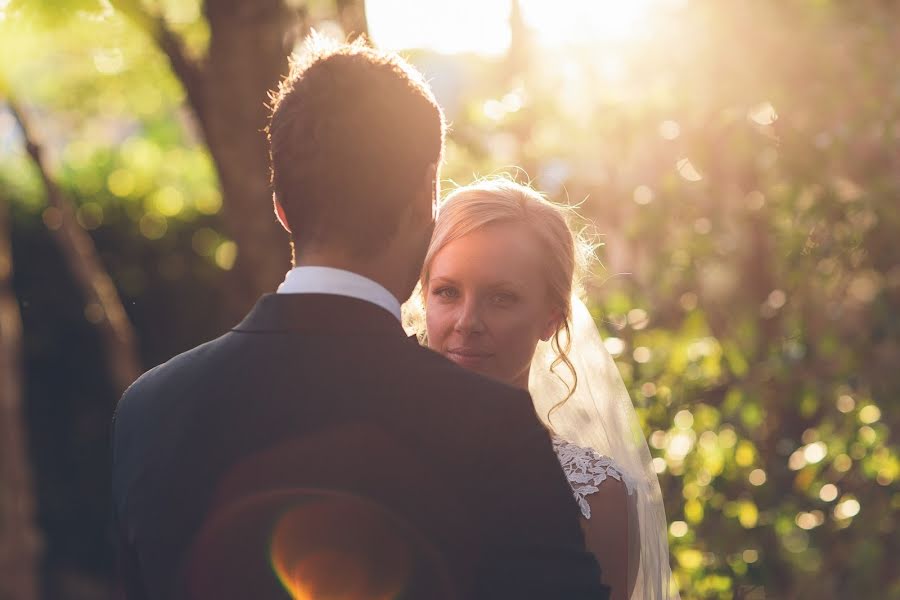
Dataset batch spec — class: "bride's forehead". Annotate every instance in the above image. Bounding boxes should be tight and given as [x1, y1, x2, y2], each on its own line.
[439, 223, 541, 259]
[431, 227, 544, 278]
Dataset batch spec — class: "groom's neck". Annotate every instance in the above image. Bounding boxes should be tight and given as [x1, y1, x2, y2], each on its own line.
[293, 248, 413, 304]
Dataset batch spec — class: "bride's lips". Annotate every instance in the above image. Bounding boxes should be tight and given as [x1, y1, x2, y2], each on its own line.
[446, 347, 494, 368]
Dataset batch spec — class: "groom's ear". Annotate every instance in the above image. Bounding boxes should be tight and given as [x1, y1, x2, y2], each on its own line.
[273, 194, 291, 233]
[419, 162, 439, 222]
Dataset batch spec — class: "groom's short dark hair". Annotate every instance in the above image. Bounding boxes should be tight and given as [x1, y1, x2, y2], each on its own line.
[267, 36, 446, 256]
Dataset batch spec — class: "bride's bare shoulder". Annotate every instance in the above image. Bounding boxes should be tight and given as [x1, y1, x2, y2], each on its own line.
[553, 437, 633, 599]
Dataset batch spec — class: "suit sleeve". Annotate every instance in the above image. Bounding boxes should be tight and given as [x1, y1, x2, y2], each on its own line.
[472, 386, 611, 599]
[111, 397, 149, 600]
[112, 514, 149, 600]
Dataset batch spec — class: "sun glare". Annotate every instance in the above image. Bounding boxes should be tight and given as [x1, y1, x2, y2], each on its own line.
[367, 0, 659, 55]
[367, 0, 512, 56]
[520, 0, 656, 46]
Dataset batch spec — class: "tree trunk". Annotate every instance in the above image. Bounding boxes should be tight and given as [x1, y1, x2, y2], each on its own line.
[199, 0, 297, 319]
[336, 0, 369, 40]
[8, 100, 143, 397]
[0, 198, 41, 600]
[112, 0, 302, 319]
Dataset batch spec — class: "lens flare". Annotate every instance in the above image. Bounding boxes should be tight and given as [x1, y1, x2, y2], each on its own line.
[269, 498, 411, 600]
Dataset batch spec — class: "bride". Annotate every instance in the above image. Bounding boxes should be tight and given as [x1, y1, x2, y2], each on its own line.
[405, 177, 677, 599]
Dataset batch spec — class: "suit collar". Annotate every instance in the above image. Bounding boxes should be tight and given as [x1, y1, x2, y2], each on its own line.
[276, 266, 402, 323]
[233, 293, 407, 339]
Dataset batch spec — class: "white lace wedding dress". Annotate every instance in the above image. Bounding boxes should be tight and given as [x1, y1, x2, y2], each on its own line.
[552, 436, 634, 519]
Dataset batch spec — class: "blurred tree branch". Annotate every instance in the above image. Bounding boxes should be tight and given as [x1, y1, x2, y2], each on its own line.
[108, 0, 208, 128]
[0, 195, 41, 600]
[7, 98, 142, 396]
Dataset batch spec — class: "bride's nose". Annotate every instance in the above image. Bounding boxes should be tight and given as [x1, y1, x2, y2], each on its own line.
[454, 298, 485, 335]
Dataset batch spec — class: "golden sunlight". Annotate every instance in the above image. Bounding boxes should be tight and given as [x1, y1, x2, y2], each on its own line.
[519, 0, 657, 46]
[367, 0, 512, 56]
[367, 0, 663, 55]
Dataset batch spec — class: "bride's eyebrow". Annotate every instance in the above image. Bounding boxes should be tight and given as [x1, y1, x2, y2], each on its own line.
[429, 276, 458, 286]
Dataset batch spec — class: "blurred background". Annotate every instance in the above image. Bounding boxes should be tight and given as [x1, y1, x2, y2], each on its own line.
[0, 0, 897, 598]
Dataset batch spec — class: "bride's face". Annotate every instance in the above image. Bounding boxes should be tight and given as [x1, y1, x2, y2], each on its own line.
[425, 222, 560, 388]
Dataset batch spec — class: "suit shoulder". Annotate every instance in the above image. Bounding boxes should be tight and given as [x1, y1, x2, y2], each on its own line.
[401, 343, 535, 417]
[115, 334, 227, 415]
[405, 343, 514, 391]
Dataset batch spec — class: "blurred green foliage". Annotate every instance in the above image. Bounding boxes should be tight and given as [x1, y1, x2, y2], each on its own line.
[1, 0, 897, 598]
[426, 3, 900, 593]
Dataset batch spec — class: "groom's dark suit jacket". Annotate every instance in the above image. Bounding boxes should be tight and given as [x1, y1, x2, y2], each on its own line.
[112, 293, 609, 599]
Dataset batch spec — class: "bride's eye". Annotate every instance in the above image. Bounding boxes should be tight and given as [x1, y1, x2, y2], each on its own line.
[432, 286, 459, 300]
[491, 292, 517, 306]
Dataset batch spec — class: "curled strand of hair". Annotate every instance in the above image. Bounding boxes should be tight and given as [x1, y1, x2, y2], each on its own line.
[546, 320, 578, 430]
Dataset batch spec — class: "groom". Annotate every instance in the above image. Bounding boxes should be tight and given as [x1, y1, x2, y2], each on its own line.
[112, 39, 609, 599]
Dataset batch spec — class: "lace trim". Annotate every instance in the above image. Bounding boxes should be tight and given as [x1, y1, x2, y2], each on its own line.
[552, 436, 634, 519]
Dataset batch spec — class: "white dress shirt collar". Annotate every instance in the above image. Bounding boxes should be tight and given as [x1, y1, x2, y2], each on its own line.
[276, 266, 402, 322]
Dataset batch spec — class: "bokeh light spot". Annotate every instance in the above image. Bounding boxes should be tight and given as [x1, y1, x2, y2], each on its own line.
[858, 404, 881, 424]
[718, 427, 737, 449]
[192, 228, 220, 257]
[633, 185, 654, 205]
[641, 382, 657, 397]
[93, 47, 124, 74]
[215, 241, 238, 270]
[84, 302, 105, 324]
[152, 186, 185, 217]
[676, 157, 703, 181]
[676, 548, 703, 570]
[836, 394, 855, 413]
[735, 441, 755, 467]
[195, 187, 223, 215]
[679, 292, 698, 311]
[858, 426, 877, 445]
[633, 346, 652, 363]
[698, 430, 718, 451]
[659, 120, 681, 140]
[748, 101, 778, 125]
[107, 169, 135, 197]
[76, 203, 104, 230]
[139, 214, 167, 240]
[803, 442, 827, 464]
[819, 484, 838, 502]
[834, 497, 860, 520]
[627, 308, 649, 329]
[748, 469, 766, 486]
[674, 410, 694, 430]
[670, 520, 688, 538]
[603, 337, 625, 356]
[832, 454, 852, 473]
[668, 431, 694, 459]
[738, 501, 758, 528]
[745, 190, 766, 210]
[42, 207, 63, 231]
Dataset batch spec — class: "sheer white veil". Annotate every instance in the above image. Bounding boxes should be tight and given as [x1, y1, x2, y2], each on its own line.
[529, 295, 678, 599]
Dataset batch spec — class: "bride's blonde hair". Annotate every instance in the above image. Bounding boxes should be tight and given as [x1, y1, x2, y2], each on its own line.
[410, 176, 594, 411]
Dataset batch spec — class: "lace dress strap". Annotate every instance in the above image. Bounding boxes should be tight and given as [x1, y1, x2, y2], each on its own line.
[552, 436, 635, 519]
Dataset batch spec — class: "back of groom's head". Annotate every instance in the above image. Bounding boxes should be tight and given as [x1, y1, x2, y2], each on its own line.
[267, 36, 446, 258]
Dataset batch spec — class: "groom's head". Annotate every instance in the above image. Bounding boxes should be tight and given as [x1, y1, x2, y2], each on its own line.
[267, 36, 445, 294]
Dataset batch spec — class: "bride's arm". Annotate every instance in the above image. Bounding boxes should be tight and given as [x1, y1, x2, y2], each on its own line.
[582, 478, 631, 600]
